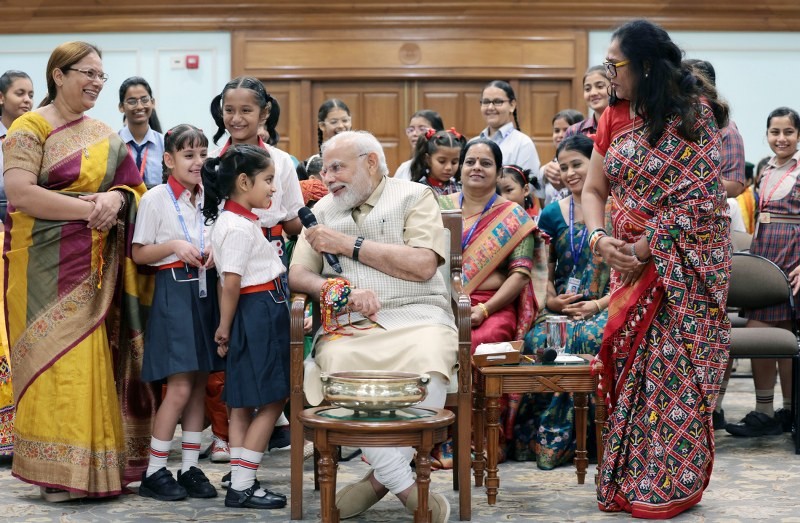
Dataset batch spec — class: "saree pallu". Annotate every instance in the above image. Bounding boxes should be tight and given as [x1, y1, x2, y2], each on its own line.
[595, 102, 731, 519]
[3, 113, 155, 496]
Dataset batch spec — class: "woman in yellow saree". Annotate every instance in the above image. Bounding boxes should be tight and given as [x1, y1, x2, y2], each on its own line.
[3, 41, 155, 500]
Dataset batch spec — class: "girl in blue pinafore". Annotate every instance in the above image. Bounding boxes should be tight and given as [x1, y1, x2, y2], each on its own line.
[202, 144, 289, 510]
[133, 124, 222, 501]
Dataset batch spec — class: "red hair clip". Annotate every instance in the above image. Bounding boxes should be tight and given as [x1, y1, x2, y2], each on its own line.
[424, 128, 437, 140]
[447, 127, 463, 140]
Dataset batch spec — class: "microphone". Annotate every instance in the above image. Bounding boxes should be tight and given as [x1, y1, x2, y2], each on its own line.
[298, 206, 343, 274]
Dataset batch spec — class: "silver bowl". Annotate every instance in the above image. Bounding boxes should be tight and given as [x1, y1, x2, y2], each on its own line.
[320, 371, 429, 413]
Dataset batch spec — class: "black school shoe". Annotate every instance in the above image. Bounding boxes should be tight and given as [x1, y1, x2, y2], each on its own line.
[224, 484, 286, 509]
[774, 408, 794, 432]
[177, 466, 218, 498]
[139, 468, 188, 501]
[725, 411, 783, 437]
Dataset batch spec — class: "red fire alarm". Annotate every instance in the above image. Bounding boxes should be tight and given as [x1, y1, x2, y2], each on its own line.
[186, 55, 199, 69]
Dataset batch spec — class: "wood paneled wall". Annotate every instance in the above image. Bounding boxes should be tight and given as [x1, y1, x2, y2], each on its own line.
[4, 0, 796, 165]
[234, 28, 586, 164]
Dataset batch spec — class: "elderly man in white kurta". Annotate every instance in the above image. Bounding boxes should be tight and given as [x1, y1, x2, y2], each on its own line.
[289, 131, 456, 523]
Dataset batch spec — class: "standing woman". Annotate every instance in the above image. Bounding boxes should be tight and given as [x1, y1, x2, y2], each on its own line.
[317, 99, 352, 152]
[3, 41, 155, 500]
[0, 69, 33, 458]
[118, 76, 164, 189]
[582, 20, 730, 518]
[476, 80, 541, 197]
[395, 110, 444, 180]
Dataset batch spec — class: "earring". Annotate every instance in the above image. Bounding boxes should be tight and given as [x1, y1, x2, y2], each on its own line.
[645, 73, 649, 78]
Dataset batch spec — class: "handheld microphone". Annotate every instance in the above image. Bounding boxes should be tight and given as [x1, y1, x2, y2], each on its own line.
[298, 206, 343, 274]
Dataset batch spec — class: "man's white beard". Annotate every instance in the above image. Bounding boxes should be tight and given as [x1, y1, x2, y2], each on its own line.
[330, 168, 374, 211]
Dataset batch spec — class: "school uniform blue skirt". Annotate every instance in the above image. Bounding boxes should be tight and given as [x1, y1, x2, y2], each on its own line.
[223, 285, 290, 409]
[142, 266, 224, 382]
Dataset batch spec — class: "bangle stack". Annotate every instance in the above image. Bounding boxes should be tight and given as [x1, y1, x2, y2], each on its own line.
[593, 300, 602, 313]
[477, 302, 490, 319]
[631, 241, 652, 264]
[588, 228, 608, 256]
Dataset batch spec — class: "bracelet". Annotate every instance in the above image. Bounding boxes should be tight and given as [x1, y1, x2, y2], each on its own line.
[593, 300, 602, 313]
[353, 236, 365, 262]
[114, 190, 126, 214]
[632, 242, 651, 264]
[630, 243, 637, 257]
[588, 228, 608, 255]
[477, 302, 490, 319]
[591, 234, 608, 256]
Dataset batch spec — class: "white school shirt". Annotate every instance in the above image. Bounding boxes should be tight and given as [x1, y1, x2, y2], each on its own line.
[477, 122, 542, 196]
[132, 176, 208, 266]
[394, 159, 412, 180]
[211, 200, 286, 288]
[210, 138, 304, 228]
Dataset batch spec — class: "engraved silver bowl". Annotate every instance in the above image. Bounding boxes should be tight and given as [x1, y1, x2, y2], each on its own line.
[320, 370, 429, 413]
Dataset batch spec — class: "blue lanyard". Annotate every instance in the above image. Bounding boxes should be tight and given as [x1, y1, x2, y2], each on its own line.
[461, 193, 498, 251]
[568, 197, 587, 275]
[167, 185, 204, 259]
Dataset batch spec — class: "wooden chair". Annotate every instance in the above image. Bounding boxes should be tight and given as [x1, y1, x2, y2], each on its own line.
[727, 252, 800, 453]
[289, 208, 473, 520]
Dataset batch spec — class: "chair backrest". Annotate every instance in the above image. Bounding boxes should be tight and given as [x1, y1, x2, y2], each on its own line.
[440, 209, 463, 282]
[728, 252, 793, 310]
[731, 230, 752, 252]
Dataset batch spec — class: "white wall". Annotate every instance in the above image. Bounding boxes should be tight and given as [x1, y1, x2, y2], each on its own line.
[589, 30, 800, 166]
[0, 32, 230, 146]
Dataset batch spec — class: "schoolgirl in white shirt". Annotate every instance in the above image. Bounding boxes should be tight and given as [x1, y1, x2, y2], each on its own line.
[202, 144, 289, 510]
[132, 124, 222, 501]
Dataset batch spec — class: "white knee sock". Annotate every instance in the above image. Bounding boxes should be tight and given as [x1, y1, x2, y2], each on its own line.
[146, 437, 172, 477]
[229, 446, 243, 484]
[181, 431, 202, 473]
[232, 448, 263, 491]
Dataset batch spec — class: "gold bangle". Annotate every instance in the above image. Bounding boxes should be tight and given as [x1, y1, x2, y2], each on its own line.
[593, 300, 602, 313]
[477, 302, 490, 319]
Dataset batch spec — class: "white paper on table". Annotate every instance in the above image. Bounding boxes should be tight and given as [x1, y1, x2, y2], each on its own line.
[474, 342, 516, 355]
[554, 354, 585, 363]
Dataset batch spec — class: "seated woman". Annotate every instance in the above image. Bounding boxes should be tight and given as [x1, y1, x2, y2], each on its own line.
[439, 138, 538, 351]
[511, 135, 611, 469]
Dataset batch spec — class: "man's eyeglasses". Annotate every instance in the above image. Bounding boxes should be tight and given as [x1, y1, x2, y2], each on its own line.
[479, 99, 510, 108]
[405, 125, 430, 136]
[66, 68, 109, 83]
[321, 153, 367, 177]
[603, 59, 630, 79]
[124, 96, 152, 108]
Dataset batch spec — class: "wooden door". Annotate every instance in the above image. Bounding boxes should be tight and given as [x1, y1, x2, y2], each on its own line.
[311, 82, 407, 170]
[413, 80, 487, 156]
[517, 80, 575, 164]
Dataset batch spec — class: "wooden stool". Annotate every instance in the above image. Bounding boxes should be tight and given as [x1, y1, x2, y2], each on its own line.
[299, 406, 455, 523]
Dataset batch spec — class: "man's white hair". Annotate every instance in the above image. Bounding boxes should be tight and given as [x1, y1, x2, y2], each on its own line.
[321, 130, 389, 177]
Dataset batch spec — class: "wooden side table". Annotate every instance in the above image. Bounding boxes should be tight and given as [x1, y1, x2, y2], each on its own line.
[298, 406, 455, 523]
[472, 354, 606, 505]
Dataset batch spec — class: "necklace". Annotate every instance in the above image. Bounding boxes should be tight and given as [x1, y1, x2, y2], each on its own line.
[53, 103, 89, 159]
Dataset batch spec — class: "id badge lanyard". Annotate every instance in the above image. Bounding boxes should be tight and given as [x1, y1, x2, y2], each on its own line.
[168, 188, 207, 298]
[567, 197, 587, 294]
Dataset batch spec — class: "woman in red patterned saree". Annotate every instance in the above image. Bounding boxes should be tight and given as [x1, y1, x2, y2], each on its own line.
[3, 42, 155, 501]
[583, 20, 731, 519]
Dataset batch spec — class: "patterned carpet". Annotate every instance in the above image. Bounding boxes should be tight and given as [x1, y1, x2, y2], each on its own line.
[0, 364, 797, 522]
